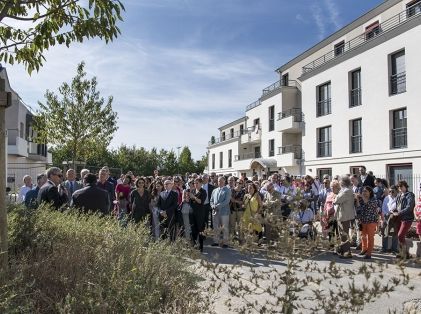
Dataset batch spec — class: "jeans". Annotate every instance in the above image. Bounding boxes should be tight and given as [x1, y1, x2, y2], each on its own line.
[397, 220, 412, 244]
[213, 213, 230, 244]
[382, 235, 398, 252]
[182, 211, 192, 240]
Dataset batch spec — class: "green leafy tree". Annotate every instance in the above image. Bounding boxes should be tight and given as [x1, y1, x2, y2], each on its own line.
[33, 61, 118, 169]
[179, 146, 195, 174]
[0, 0, 124, 73]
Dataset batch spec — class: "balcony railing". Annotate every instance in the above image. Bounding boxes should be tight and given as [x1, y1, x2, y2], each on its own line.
[209, 130, 241, 146]
[277, 108, 304, 122]
[234, 152, 261, 161]
[350, 88, 362, 107]
[316, 99, 331, 117]
[350, 136, 362, 153]
[261, 80, 301, 97]
[277, 145, 302, 159]
[245, 99, 261, 111]
[302, 3, 421, 74]
[317, 142, 332, 157]
[390, 72, 406, 95]
[391, 127, 407, 148]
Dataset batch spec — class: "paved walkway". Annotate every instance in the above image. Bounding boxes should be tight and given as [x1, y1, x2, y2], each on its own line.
[196, 235, 421, 314]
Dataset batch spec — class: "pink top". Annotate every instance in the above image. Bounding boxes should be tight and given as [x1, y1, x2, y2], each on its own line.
[116, 184, 131, 202]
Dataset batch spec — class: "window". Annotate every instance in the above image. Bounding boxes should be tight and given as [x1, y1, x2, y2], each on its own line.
[228, 149, 232, 168]
[407, 0, 421, 17]
[211, 154, 215, 169]
[254, 118, 260, 128]
[254, 146, 261, 158]
[388, 164, 413, 190]
[349, 166, 363, 175]
[334, 41, 345, 56]
[350, 118, 362, 153]
[391, 108, 407, 149]
[317, 126, 331, 157]
[365, 21, 380, 40]
[268, 139, 275, 157]
[268, 106, 275, 131]
[282, 73, 289, 86]
[240, 124, 244, 134]
[317, 168, 332, 179]
[317, 82, 331, 117]
[19, 122, 24, 138]
[219, 152, 223, 168]
[221, 131, 226, 141]
[390, 50, 406, 95]
[349, 69, 362, 107]
[230, 128, 234, 139]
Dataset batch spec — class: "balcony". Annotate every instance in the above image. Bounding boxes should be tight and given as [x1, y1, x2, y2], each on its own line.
[208, 130, 241, 147]
[240, 126, 261, 144]
[234, 152, 261, 170]
[276, 108, 304, 133]
[261, 80, 301, 97]
[7, 129, 28, 157]
[276, 145, 302, 167]
[302, 3, 421, 74]
[246, 99, 261, 111]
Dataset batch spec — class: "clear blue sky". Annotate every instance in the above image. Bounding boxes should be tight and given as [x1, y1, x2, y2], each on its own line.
[6, 0, 382, 160]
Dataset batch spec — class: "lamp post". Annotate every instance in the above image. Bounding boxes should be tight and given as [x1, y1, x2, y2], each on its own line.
[0, 75, 12, 274]
[176, 146, 181, 175]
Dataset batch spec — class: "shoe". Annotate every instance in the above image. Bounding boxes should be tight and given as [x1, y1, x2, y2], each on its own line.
[363, 255, 372, 259]
[222, 244, 228, 248]
[211, 242, 219, 247]
[358, 251, 367, 256]
[344, 252, 353, 258]
[379, 249, 387, 253]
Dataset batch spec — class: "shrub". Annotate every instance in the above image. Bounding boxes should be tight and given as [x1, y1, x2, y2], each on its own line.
[1, 204, 208, 313]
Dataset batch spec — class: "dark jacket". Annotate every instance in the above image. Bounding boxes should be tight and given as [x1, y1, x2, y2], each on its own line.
[157, 190, 178, 219]
[396, 191, 415, 222]
[37, 180, 68, 210]
[25, 186, 40, 209]
[360, 174, 375, 188]
[97, 180, 115, 210]
[71, 184, 110, 215]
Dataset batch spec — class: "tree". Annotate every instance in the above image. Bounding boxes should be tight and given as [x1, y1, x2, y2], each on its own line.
[33, 61, 118, 169]
[0, 0, 124, 74]
[179, 146, 195, 174]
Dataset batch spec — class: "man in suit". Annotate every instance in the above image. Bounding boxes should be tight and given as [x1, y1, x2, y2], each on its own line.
[359, 166, 375, 188]
[157, 179, 179, 241]
[37, 167, 68, 210]
[71, 173, 110, 215]
[202, 174, 215, 229]
[64, 169, 82, 202]
[210, 176, 231, 247]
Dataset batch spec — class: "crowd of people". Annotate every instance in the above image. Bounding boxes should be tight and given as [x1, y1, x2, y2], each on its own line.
[13, 165, 421, 258]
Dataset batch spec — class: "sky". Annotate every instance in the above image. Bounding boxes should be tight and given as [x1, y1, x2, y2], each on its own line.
[4, 0, 383, 160]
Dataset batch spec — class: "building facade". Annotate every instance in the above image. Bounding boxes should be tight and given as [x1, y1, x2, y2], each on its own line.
[207, 0, 421, 191]
[1, 67, 52, 192]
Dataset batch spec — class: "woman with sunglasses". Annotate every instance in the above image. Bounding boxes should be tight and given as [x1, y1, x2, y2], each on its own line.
[356, 186, 380, 259]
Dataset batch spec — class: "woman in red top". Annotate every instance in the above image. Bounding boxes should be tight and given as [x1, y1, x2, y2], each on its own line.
[115, 175, 133, 224]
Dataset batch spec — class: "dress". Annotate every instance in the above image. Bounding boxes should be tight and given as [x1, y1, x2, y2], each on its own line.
[130, 189, 151, 223]
[242, 193, 262, 233]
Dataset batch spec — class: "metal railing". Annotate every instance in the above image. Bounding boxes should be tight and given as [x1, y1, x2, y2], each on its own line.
[391, 127, 407, 148]
[277, 108, 304, 122]
[234, 152, 261, 161]
[350, 136, 362, 153]
[208, 130, 241, 146]
[246, 99, 261, 111]
[317, 142, 332, 157]
[350, 88, 362, 107]
[390, 72, 406, 95]
[277, 145, 302, 159]
[302, 3, 421, 74]
[316, 99, 331, 117]
[262, 80, 301, 97]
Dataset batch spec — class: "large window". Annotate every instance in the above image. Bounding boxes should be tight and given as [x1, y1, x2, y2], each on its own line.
[211, 154, 215, 169]
[391, 108, 407, 149]
[317, 126, 332, 157]
[350, 118, 362, 153]
[390, 50, 406, 95]
[407, 0, 421, 17]
[268, 139, 275, 157]
[219, 152, 223, 168]
[221, 131, 226, 141]
[317, 82, 331, 117]
[317, 168, 332, 179]
[349, 69, 362, 107]
[230, 128, 234, 139]
[228, 149, 232, 168]
[268, 106, 275, 131]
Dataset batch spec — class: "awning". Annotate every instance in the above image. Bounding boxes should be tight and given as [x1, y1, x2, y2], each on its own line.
[250, 158, 277, 169]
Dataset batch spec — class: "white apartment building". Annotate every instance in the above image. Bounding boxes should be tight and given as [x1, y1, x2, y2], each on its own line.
[1, 66, 52, 191]
[207, 0, 421, 191]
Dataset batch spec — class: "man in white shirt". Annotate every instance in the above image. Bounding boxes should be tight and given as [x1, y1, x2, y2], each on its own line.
[380, 185, 399, 253]
[17, 175, 33, 203]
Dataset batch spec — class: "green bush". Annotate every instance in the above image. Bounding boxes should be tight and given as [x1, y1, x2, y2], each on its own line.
[1, 204, 207, 313]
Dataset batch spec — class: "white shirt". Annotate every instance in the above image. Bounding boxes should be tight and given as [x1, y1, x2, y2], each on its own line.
[17, 185, 32, 203]
[291, 208, 314, 224]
